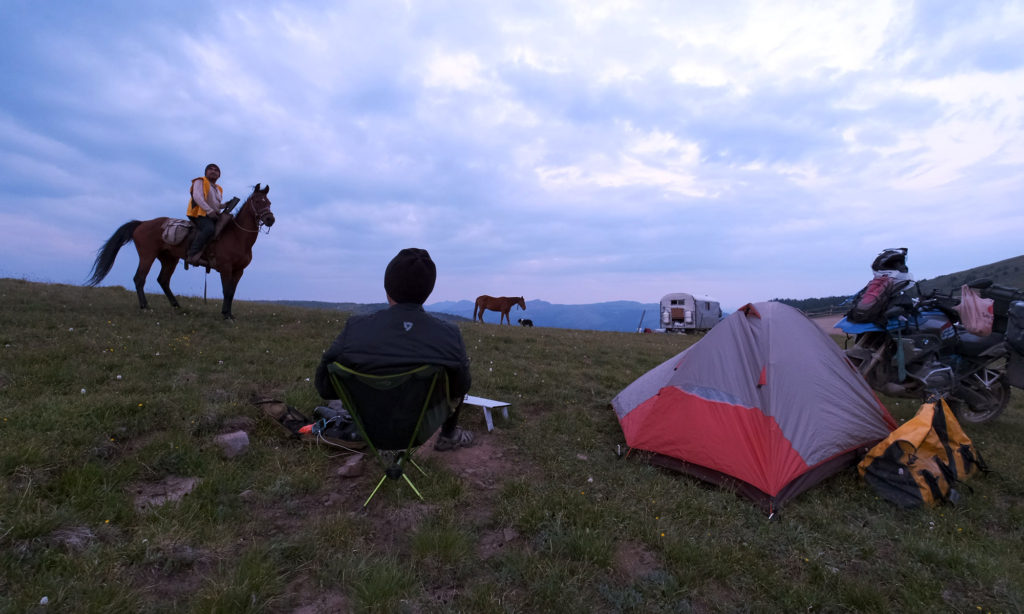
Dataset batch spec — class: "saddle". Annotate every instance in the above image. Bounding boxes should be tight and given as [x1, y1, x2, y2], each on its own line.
[160, 214, 235, 247]
[161, 197, 240, 268]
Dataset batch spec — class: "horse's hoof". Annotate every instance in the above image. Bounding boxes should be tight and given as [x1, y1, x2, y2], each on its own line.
[223, 314, 236, 321]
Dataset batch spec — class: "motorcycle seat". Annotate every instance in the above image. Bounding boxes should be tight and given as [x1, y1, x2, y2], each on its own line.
[957, 331, 1004, 356]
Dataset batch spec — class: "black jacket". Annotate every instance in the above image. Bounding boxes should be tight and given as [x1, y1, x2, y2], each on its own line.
[315, 303, 471, 400]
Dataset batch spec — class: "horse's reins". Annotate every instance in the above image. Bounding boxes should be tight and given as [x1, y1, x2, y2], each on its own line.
[199, 197, 270, 304]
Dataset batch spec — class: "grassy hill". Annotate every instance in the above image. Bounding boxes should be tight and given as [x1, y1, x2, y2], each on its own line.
[256, 299, 473, 325]
[915, 253, 1024, 296]
[2, 278, 1023, 612]
[778, 253, 1024, 314]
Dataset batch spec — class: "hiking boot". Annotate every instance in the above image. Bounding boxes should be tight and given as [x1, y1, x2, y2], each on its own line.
[256, 399, 311, 438]
[434, 427, 475, 451]
[313, 405, 351, 423]
[317, 419, 362, 443]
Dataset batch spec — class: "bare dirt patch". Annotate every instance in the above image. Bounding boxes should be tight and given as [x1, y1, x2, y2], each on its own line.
[324, 427, 529, 556]
[613, 541, 663, 582]
[287, 583, 350, 614]
[49, 526, 97, 551]
[418, 429, 512, 489]
[132, 476, 201, 512]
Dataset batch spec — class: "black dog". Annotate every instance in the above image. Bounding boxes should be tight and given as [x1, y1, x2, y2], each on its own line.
[518, 318, 534, 327]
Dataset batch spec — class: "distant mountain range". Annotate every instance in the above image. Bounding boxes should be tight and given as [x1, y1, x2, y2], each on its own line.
[267, 254, 1024, 332]
[265, 298, 659, 332]
[427, 299, 659, 332]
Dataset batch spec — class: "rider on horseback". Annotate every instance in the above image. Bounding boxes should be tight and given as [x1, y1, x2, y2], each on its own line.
[186, 163, 223, 266]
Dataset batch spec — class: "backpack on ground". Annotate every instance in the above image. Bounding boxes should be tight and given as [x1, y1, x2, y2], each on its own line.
[858, 398, 987, 508]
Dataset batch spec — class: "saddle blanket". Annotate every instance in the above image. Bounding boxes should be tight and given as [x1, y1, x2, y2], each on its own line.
[161, 218, 193, 246]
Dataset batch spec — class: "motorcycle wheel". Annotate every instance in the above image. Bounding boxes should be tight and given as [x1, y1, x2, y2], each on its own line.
[951, 376, 1010, 423]
[848, 332, 893, 390]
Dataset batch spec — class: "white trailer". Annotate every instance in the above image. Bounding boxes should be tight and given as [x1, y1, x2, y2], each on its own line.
[660, 293, 722, 333]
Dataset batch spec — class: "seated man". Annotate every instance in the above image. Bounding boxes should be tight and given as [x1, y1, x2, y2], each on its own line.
[314, 248, 475, 451]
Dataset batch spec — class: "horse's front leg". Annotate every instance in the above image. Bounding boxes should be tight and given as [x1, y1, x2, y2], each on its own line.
[220, 269, 244, 319]
[155, 254, 181, 308]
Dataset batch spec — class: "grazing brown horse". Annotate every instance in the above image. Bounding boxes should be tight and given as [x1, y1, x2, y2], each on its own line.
[474, 295, 526, 325]
[86, 184, 275, 319]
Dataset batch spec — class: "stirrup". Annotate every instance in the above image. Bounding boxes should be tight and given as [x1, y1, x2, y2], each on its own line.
[185, 254, 209, 269]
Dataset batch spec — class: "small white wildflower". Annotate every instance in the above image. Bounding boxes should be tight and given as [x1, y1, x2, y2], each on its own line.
[217, 360, 224, 365]
[80, 388, 86, 394]
[305, 377, 310, 382]
[68, 328, 74, 332]
[116, 375, 122, 380]
[40, 596, 49, 605]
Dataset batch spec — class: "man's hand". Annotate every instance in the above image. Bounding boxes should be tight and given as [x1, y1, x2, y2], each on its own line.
[207, 211, 220, 221]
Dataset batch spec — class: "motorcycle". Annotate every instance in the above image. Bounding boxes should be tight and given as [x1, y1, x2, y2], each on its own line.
[835, 249, 1024, 423]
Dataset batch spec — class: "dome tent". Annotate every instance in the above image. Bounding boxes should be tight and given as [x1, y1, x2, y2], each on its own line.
[611, 302, 898, 514]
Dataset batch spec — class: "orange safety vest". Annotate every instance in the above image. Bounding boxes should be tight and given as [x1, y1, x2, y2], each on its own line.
[186, 177, 224, 218]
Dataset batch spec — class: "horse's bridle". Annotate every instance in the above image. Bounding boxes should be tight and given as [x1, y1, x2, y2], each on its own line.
[233, 193, 275, 233]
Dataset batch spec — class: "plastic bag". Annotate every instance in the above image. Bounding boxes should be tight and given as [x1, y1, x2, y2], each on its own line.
[955, 284, 994, 336]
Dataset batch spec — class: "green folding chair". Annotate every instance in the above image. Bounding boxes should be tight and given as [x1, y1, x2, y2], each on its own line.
[326, 362, 453, 506]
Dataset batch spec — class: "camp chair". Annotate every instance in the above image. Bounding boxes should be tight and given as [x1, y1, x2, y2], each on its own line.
[326, 362, 453, 506]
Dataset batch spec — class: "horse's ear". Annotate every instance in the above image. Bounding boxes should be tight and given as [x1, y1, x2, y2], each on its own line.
[254, 183, 261, 192]
[261, 184, 269, 194]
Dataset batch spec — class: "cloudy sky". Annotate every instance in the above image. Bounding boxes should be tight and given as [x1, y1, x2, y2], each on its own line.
[2, 1, 1023, 311]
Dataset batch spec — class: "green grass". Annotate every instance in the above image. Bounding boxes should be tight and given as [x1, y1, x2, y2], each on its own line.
[2, 278, 1023, 613]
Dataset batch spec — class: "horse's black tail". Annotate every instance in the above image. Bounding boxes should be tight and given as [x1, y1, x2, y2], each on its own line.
[86, 221, 141, 286]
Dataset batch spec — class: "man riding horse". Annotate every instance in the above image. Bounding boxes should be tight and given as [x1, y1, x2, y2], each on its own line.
[186, 163, 224, 266]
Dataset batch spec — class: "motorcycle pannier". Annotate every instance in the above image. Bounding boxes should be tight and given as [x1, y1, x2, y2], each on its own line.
[858, 399, 986, 508]
[1007, 300, 1024, 355]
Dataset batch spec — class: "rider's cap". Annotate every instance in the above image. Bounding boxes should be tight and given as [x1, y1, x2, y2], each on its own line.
[205, 163, 220, 173]
[384, 248, 436, 305]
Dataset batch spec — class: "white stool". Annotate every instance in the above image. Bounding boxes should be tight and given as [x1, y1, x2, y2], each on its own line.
[463, 395, 510, 432]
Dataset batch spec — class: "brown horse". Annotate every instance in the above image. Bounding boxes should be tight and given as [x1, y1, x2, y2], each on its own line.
[86, 184, 275, 319]
[474, 295, 526, 325]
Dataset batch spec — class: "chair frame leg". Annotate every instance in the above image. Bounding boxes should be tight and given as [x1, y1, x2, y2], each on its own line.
[364, 475, 389, 506]
[362, 453, 429, 507]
